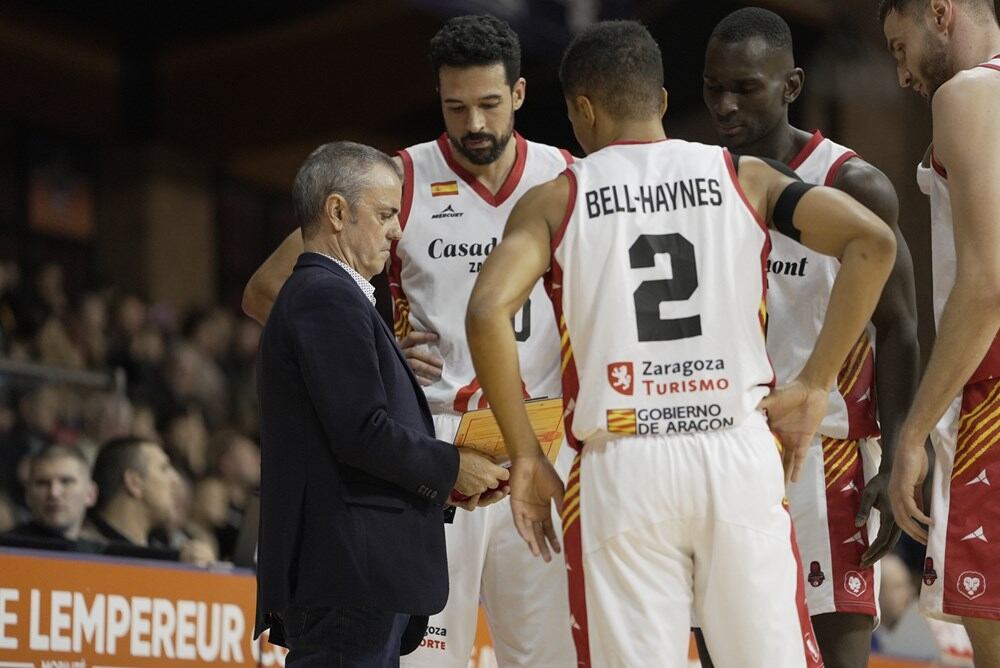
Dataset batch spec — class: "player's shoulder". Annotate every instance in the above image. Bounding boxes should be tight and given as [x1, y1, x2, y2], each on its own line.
[933, 67, 1000, 114]
[831, 157, 893, 197]
[520, 135, 575, 167]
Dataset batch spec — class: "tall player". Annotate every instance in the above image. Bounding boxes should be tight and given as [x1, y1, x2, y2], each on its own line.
[467, 20, 897, 667]
[880, 0, 1000, 661]
[697, 9, 919, 666]
[242, 15, 577, 668]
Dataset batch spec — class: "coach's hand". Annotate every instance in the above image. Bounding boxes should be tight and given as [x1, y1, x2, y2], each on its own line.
[759, 381, 828, 485]
[888, 434, 932, 544]
[509, 455, 564, 563]
[858, 470, 903, 568]
[399, 331, 444, 385]
[454, 448, 510, 501]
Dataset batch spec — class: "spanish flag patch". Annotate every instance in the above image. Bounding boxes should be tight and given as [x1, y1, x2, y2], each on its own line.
[606, 408, 638, 435]
[431, 181, 459, 197]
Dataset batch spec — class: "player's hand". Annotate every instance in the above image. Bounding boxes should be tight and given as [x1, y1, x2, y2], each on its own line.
[888, 433, 932, 544]
[399, 331, 444, 386]
[858, 470, 903, 568]
[759, 381, 828, 484]
[179, 539, 217, 567]
[476, 486, 510, 508]
[454, 448, 510, 500]
[509, 454, 564, 562]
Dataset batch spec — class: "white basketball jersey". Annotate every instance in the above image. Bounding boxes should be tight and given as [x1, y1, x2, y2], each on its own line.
[767, 131, 879, 440]
[549, 139, 772, 445]
[390, 133, 572, 415]
[917, 56, 1000, 385]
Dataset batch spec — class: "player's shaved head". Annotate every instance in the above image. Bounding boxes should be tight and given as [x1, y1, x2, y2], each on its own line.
[559, 20, 664, 121]
[710, 7, 794, 54]
[879, 0, 997, 24]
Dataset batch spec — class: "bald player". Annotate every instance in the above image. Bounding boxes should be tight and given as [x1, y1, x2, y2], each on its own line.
[881, 0, 1000, 661]
[467, 20, 897, 667]
[696, 9, 919, 666]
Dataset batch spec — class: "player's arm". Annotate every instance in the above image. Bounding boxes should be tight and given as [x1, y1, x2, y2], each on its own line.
[242, 228, 304, 325]
[834, 162, 916, 564]
[890, 76, 1000, 541]
[740, 157, 897, 481]
[466, 175, 570, 560]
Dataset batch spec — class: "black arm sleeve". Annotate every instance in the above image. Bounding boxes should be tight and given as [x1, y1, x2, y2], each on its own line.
[732, 153, 812, 242]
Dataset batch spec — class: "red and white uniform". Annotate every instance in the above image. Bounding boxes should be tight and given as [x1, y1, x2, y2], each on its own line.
[550, 139, 822, 668]
[916, 55, 1000, 622]
[392, 133, 577, 667]
[775, 131, 882, 619]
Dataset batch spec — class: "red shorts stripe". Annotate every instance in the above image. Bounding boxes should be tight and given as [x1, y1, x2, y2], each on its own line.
[786, 503, 826, 667]
[563, 452, 591, 666]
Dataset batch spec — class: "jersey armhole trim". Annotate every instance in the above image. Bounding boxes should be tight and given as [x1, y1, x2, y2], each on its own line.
[560, 148, 575, 166]
[930, 150, 948, 179]
[977, 63, 1000, 72]
[398, 149, 415, 230]
[824, 152, 859, 187]
[551, 169, 577, 252]
[724, 149, 768, 234]
[787, 130, 824, 170]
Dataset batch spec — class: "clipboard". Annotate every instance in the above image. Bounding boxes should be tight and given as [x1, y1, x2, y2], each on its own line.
[452, 397, 565, 464]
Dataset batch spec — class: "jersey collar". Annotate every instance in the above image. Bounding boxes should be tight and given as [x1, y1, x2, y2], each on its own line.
[435, 131, 528, 208]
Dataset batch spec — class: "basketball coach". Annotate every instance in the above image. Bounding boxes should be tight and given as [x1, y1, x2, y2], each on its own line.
[254, 141, 508, 666]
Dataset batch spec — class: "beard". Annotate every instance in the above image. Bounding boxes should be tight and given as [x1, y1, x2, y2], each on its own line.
[448, 117, 515, 165]
[918, 28, 952, 98]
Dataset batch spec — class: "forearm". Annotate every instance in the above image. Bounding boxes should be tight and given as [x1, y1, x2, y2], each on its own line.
[901, 283, 1000, 444]
[242, 277, 277, 325]
[343, 411, 460, 501]
[800, 239, 895, 389]
[467, 308, 542, 459]
[873, 318, 920, 469]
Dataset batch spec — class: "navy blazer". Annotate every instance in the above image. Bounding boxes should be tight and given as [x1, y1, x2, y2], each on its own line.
[255, 253, 459, 646]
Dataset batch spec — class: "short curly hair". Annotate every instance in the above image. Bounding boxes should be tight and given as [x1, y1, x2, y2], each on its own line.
[429, 15, 521, 87]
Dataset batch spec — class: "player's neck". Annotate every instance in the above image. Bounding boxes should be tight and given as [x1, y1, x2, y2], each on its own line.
[605, 120, 667, 146]
[950, 18, 1000, 71]
[739, 123, 811, 165]
[453, 136, 519, 195]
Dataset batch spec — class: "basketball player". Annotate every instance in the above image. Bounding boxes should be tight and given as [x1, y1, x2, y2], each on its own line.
[467, 20, 897, 667]
[242, 15, 576, 668]
[696, 9, 919, 666]
[880, 0, 1000, 661]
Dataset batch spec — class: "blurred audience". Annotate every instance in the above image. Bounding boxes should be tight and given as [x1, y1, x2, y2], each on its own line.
[873, 553, 939, 660]
[4, 444, 97, 547]
[81, 436, 214, 565]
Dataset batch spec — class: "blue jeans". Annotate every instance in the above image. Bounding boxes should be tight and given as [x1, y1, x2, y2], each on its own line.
[280, 605, 411, 667]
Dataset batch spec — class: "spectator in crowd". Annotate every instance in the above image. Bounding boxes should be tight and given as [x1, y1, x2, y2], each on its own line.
[82, 436, 213, 565]
[227, 318, 260, 436]
[0, 384, 60, 503]
[4, 444, 98, 549]
[0, 492, 16, 533]
[208, 428, 260, 559]
[181, 310, 229, 425]
[162, 403, 210, 480]
[77, 391, 133, 465]
[873, 554, 939, 659]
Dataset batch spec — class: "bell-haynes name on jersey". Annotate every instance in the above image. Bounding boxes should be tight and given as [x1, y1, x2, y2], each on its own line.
[584, 178, 723, 219]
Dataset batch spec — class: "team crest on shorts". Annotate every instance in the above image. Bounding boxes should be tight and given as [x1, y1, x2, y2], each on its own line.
[607, 362, 634, 396]
[807, 561, 825, 587]
[844, 571, 867, 597]
[923, 557, 938, 586]
[958, 571, 987, 600]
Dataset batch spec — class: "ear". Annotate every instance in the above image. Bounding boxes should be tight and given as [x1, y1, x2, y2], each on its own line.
[576, 95, 597, 127]
[511, 77, 526, 111]
[928, 0, 951, 32]
[785, 67, 805, 104]
[323, 193, 349, 233]
[84, 481, 98, 509]
[659, 88, 669, 118]
[123, 468, 144, 499]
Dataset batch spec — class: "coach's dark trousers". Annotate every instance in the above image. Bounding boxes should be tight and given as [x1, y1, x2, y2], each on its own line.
[279, 605, 411, 667]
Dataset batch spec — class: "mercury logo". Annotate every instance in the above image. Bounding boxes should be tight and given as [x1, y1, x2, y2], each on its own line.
[431, 205, 464, 219]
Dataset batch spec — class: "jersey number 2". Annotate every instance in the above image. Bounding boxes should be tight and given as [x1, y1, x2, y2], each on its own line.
[629, 233, 701, 341]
